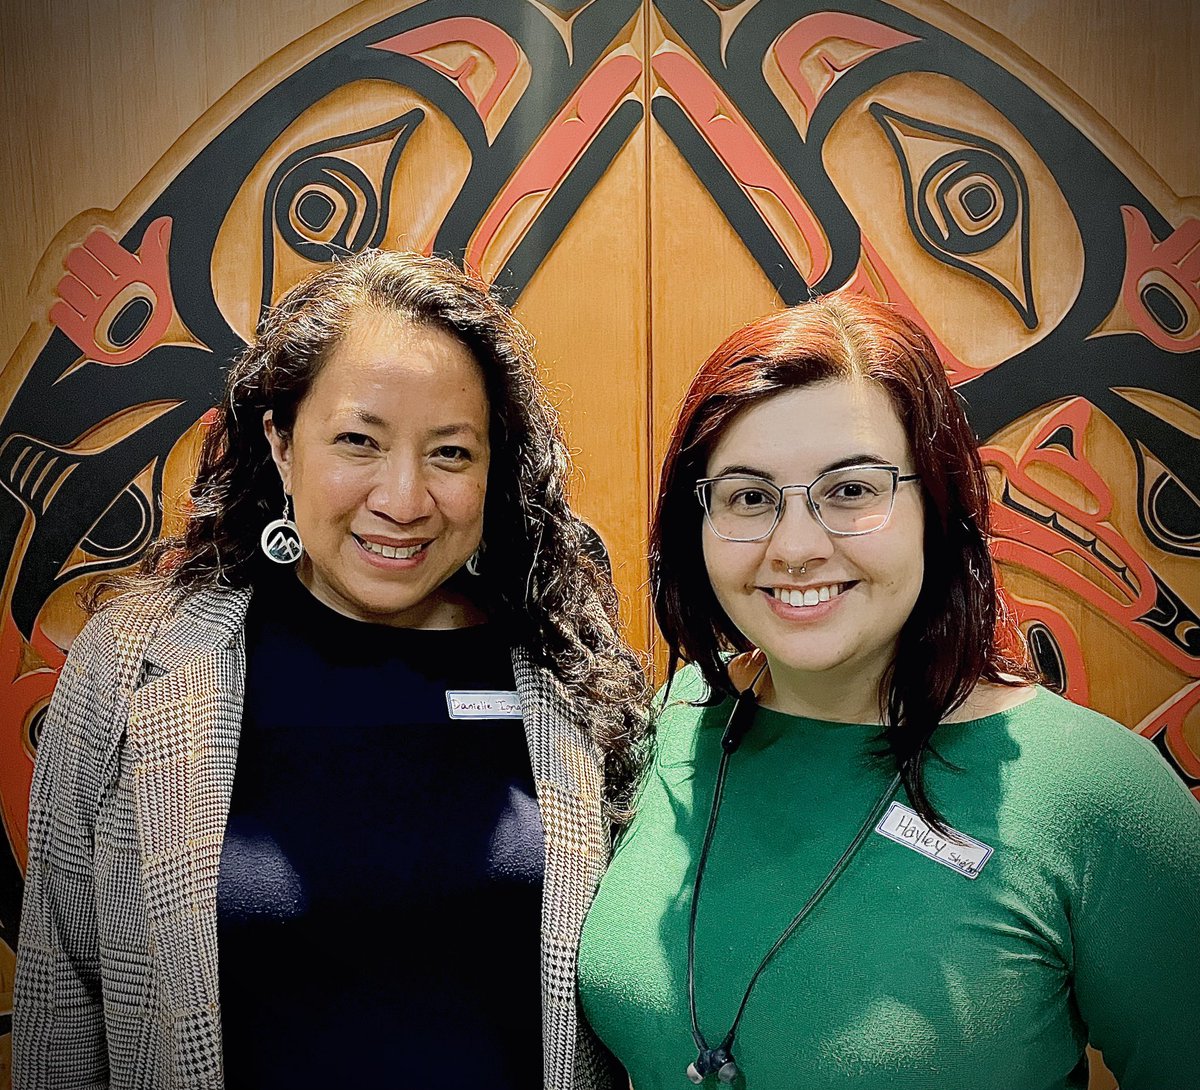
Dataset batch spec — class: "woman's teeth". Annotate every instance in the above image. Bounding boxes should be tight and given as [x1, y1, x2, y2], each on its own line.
[772, 584, 843, 607]
[360, 538, 425, 559]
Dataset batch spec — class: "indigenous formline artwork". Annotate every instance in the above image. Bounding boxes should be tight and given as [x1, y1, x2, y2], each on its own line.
[1, 0, 1196, 1064]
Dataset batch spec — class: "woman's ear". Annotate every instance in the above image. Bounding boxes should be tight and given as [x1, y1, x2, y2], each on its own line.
[263, 410, 293, 492]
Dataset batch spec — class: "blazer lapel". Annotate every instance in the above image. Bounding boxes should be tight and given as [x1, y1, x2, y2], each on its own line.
[125, 587, 250, 1085]
[511, 645, 611, 1089]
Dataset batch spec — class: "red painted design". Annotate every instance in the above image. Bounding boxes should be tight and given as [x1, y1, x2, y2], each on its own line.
[467, 53, 641, 274]
[981, 398, 1196, 673]
[0, 615, 64, 872]
[772, 13, 918, 125]
[652, 48, 831, 283]
[1119, 209, 1200, 353]
[49, 216, 176, 367]
[372, 18, 522, 123]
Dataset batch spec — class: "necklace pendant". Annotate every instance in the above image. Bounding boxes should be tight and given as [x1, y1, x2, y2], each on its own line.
[687, 1047, 740, 1084]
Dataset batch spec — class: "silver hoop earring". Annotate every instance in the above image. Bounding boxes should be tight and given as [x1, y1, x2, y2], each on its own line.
[260, 493, 303, 564]
[466, 543, 483, 577]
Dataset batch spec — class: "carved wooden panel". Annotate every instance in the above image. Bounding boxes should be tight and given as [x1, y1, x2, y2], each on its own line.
[1, 3, 1195, 1087]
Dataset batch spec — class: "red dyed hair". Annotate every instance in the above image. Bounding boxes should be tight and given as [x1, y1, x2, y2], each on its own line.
[651, 292, 1033, 828]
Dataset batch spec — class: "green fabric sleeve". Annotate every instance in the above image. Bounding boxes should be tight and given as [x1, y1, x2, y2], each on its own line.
[1066, 728, 1200, 1088]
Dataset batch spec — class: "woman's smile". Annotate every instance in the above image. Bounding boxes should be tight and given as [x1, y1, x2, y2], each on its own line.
[760, 580, 856, 619]
[353, 534, 432, 565]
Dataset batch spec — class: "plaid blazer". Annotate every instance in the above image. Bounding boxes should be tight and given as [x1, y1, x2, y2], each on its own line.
[14, 583, 619, 1090]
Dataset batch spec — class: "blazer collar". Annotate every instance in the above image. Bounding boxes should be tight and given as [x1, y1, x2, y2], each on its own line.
[141, 583, 251, 675]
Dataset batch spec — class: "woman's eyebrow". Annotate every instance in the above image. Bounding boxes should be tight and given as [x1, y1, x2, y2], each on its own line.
[821, 453, 892, 471]
[429, 422, 485, 440]
[708, 454, 894, 479]
[347, 407, 386, 427]
[708, 463, 776, 480]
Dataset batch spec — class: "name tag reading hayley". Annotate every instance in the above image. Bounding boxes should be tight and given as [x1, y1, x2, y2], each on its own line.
[875, 801, 993, 879]
[445, 690, 524, 720]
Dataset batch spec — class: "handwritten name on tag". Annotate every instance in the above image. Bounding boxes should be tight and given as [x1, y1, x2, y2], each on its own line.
[445, 690, 524, 720]
[875, 802, 993, 879]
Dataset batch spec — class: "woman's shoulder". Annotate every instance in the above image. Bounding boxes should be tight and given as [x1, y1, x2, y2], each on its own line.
[70, 581, 249, 676]
[648, 663, 732, 764]
[64, 582, 180, 670]
[947, 684, 1197, 824]
[976, 685, 1152, 756]
[652, 662, 718, 715]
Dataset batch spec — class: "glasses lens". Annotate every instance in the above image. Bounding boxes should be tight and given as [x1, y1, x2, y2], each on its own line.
[811, 467, 896, 534]
[702, 477, 781, 540]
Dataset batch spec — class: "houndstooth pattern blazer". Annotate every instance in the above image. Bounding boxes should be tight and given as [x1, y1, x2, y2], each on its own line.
[13, 583, 619, 1090]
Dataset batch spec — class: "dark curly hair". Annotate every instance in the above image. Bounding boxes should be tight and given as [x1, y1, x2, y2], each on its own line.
[93, 250, 648, 814]
[651, 292, 1035, 831]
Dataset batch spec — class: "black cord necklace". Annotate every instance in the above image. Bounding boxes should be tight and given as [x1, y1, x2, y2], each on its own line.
[685, 674, 902, 1085]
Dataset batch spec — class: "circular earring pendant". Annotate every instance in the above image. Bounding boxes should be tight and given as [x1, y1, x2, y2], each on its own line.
[260, 517, 303, 564]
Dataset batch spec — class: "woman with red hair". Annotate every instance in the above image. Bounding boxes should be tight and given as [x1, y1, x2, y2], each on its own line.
[577, 293, 1200, 1089]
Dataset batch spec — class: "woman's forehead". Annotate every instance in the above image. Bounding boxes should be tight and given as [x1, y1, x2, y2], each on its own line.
[706, 381, 911, 474]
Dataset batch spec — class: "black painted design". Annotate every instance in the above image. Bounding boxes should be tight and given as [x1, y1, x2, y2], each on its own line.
[1139, 574, 1200, 656]
[1027, 622, 1067, 694]
[1037, 426, 1076, 456]
[1133, 444, 1200, 558]
[869, 105, 1036, 328]
[261, 110, 426, 315]
[109, 297, 154, 348]
[1149, 728, 1200, 791]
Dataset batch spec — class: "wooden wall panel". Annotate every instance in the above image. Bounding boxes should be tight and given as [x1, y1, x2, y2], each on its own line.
[0, 0, 368, 373]
[514, 102, 651, 650]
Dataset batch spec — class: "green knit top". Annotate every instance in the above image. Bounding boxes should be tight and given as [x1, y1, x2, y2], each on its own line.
[578, 667, 1200, 1089]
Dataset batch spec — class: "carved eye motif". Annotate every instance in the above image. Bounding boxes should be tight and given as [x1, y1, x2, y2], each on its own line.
[26, 703, 48, 757]
[869, 104, 1036, 329]
[261, 110, 425, 313]
[1025, 621, 1067, 694]
[81, 479, 157, 561]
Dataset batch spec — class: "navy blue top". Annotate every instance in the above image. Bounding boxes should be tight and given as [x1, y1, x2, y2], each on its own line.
[216, 572, 544, 1088]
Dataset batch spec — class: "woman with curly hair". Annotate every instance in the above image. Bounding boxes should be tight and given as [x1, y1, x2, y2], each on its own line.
[15, 250, 645, 1090]
[578, 293, 1199, 1089]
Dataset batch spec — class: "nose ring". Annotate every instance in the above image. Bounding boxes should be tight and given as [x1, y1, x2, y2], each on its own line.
[786, 563, 807, 576]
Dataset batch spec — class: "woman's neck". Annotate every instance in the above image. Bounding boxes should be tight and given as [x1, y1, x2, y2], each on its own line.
[751, 655, 888, 725]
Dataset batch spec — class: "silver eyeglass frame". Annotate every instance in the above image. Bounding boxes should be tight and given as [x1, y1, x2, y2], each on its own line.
[694, 464, 920, 542]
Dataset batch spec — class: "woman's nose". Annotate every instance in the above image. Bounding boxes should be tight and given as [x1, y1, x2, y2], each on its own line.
[766, 489, 833, 565]
[367, 461, 435, 523]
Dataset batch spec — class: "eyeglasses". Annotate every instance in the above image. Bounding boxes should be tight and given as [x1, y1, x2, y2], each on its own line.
[695, 465, 919, 542]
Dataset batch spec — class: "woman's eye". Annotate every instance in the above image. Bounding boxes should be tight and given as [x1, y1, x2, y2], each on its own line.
[731, 489, 772, 508]
[335, 432, 376, 448]
[433, 445, 471, 462]
[830, 481, 878, 500]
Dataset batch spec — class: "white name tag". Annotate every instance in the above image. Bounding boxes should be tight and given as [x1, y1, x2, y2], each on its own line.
[445, 690, 524, 720]
[875, 801, 993, 879]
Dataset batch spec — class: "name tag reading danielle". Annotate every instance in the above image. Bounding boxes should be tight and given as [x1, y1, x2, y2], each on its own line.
[445, 690, 524, 720]
[875, 801, 993, 879]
